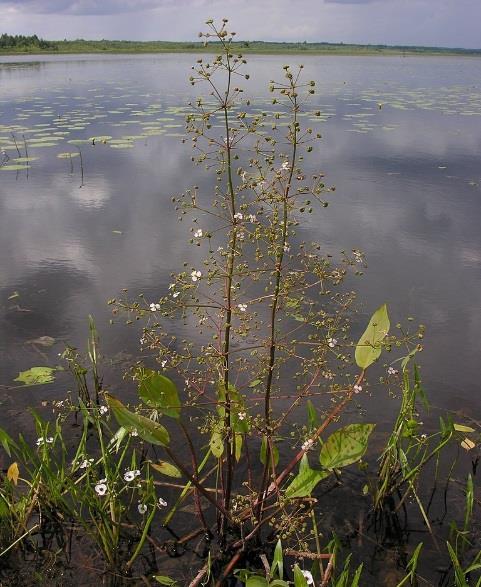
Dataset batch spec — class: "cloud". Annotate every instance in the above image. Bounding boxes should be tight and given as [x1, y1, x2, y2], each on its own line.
[0, 0, 170, 15]
[0, 0, 480, 48]
[325, 0, 383, 3]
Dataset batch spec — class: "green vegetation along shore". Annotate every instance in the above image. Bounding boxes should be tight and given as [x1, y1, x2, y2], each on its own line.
[1, 34, 480, 56]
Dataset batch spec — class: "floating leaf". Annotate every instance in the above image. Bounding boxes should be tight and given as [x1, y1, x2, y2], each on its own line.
[57, 152, 80, 159]
[1, 164, 30, 171]
[13, 157, 39, 162]
[14, 366, 56, 385]
[137, 369, 181, 419]
[320, 423, 375, 470]
[285, 454, 330, 498]
[27, 336, 56, 347]
[453, 424, 475, 433]
[355, 304, 390, 369]
[151, 461, 181, 478]
[106, 394, 170, 446]
[7, 462, 19, 485]
[461, 438, 476, 451]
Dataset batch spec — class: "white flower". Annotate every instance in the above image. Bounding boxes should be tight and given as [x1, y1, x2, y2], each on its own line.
[137, 503, 148, 514]
[124, 469, 141, 482]
[237, 303, 247, 312]
[283, 244, 290, 253]
[158, 497, 168, 507]
[161, 360, 167, 368]
[99, 405, 108, 415]
[150, 303, 160, 311]
[233, 212, 243, 221]
[280, 161, 290, 171]
[194, 229, 203, 238]
[191, 270, 202, 282]
[302, 439, 314, 451]
[140, 337, 146, 345]
[420, 434, 427, 440]
[353, 384, 363, 394]
[301, 570, 314, 585]
[327, 338, 337, 348]
[130, 429, 138, 437]
[172, 291, 180, 298]
[79, 458, 94, 469]
[387, 366, 398, 376]
[238, 412, 246, 421]
[248, 214, 257, 222]
[36, 437, 54, 446]
[168, 283, 175, 290]
[95, 482, 107, 496]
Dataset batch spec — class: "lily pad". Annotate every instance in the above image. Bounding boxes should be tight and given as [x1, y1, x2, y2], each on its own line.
[1, 164, 30, 171]
[14, 366, 56, 385]
[27, 336, 56, 347]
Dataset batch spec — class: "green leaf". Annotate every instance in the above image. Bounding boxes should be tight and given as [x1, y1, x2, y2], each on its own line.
[285, 454, 330, 498]
[14, 366, 56, 385]
[153, 577, 177, 586]
[0, 429, 12, 456]
[260, 436, 279, 467]
[307, 400, 318, 431]
[320, 423, 375, 470]
[355, 304, 390, 369]
[271, 539, 284, 580]
[0, 164, 30, 171]
[293, 565, 308, 587]
[210, 423, 224, 458]
[234, 433, 243, 462]
[246, 577, 268, 587]
[137, 369, 181, 419]
[106, 394, 170, 446]
[151, 461, 182, 478]
[453, 424, 475, 433]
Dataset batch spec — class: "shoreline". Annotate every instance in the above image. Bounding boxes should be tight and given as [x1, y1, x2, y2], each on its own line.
[1, 45, 480, 59]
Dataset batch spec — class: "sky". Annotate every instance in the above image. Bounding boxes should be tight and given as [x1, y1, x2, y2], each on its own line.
[1, 0, 480, 49]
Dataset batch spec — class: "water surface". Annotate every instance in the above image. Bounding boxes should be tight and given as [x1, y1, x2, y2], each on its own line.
[1, 53, 481, 422]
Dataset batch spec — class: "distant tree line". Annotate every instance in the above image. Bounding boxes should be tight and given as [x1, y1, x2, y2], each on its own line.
[0, 34, 57, 50]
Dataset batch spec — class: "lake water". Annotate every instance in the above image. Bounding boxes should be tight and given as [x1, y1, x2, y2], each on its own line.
[1, 52, 481, 420]
[1, 51, 481, 584]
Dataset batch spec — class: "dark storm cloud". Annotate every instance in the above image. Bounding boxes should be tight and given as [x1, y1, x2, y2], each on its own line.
[0, 0, 171, 15]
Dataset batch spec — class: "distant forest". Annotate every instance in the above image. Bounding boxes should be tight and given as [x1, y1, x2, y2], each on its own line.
[1, 34, 480, 56]
[0, 33, 57, 51]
